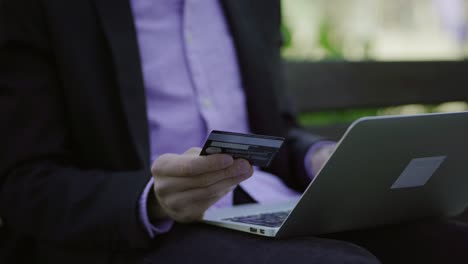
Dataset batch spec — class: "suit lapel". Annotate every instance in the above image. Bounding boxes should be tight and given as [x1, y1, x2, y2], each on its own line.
[93, 0, 150, 167]
[220, 0, 286, 135]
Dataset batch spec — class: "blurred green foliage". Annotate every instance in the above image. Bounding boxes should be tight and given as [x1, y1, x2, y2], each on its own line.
[298, 102, 468, 127]
[317, 20, 345, 60]
[298, 109, 379, 126]
[281, 18, 347, 60]
[280, 23, 293, 49]
[280, 4, 467, 126]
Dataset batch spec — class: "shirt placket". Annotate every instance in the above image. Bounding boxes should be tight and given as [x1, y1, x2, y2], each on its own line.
[184, 0, 214, 132]
[183, 0, 233, 208]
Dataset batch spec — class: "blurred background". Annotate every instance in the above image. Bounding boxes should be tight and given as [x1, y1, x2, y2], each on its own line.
[280, 0, 468, 131]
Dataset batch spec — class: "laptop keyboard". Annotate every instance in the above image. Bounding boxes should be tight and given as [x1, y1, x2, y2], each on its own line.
[222, 210, 291, 228]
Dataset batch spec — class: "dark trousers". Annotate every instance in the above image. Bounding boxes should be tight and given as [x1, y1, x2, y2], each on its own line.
[142, 218, 468, 264]
[141, 223, 380, 264]
[1, 187, 466, 263]
[329, 217, 468, 264]
[2, 219, 468, 264]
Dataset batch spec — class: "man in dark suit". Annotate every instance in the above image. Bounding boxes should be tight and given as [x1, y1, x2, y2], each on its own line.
[0, 0, 381, 263]
[0, 0, 466, 263]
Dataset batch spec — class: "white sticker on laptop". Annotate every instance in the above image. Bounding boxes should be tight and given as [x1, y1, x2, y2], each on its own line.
[391, 156, 446, 189]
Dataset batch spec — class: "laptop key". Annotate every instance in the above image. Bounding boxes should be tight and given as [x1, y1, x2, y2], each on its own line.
[222, 211, 291, 228]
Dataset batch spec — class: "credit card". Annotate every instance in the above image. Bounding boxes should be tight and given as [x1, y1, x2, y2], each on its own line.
[200, 130, 285, 167]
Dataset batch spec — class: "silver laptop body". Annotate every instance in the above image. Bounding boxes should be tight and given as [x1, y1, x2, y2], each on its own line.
[202, 112, 468, 237]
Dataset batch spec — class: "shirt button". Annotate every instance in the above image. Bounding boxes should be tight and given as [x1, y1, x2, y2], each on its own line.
[185, 32, 192, 43]
[200, 97, 214, 109]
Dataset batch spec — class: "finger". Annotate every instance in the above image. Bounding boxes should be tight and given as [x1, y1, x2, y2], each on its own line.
[184, 154, 235, 176]
[186, 159, 252, 188]
[178, 168, 252, 203]
[323, 145, 336, 156]
[155, 159, 252, 195]
[152, 152, 234, 177]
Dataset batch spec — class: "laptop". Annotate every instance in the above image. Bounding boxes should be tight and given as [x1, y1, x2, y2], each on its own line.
[202, 112, 468, 237]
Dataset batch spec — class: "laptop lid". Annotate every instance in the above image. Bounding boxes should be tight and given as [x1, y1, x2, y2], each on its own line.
[277, 112, 468, 237]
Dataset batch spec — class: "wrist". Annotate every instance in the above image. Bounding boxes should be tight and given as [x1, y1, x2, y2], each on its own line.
[305, 141, 337, 177]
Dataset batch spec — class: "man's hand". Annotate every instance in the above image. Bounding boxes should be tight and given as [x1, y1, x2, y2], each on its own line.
[149, 147, 253, 223]
[309, 143, 337, 176]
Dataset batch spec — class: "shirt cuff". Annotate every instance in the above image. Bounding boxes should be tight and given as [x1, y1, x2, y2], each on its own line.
[139, 178, 174, 238]
[304, 140, 336, 180]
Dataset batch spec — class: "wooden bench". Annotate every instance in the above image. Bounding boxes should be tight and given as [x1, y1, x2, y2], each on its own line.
[285, 60, 468, 139]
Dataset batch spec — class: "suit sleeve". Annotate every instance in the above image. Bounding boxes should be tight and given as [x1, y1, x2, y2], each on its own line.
[262, 105, 328, 192]
[0, 0, 152, 250]
[264, 35, 328, 191]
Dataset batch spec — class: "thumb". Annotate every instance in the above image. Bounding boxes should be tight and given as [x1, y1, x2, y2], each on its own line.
[184, 147, 202, 155]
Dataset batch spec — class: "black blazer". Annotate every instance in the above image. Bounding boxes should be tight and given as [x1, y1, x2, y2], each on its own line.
[0, 0, 322, 259]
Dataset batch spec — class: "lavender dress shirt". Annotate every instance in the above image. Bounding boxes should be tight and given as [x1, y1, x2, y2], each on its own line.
[130, 0, 331, 238]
